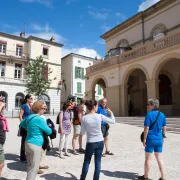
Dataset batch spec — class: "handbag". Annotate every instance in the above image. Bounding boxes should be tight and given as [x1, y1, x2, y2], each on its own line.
[140, 111, 160, 142]
[17, 115, 37, 137]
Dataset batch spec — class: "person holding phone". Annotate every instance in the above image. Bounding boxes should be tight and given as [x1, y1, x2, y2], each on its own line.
[96, 98, 114, 157]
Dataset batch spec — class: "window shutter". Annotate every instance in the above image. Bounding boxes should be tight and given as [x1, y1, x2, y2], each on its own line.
[43, 66, 48, 80]
[77, 82, 82, 93]
[81, 68, 84, 79]
[80, 82, 82, 93]
[75, 67, 78, 78]
[98, 85, 102, 95]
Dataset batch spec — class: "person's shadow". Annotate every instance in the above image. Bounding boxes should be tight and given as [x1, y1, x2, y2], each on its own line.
[101, 170, 139, 179]
[41, 172, 77, 180]
[5, 153, 26, 172]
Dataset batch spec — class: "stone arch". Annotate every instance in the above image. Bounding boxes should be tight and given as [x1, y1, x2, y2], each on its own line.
[116, 39, 129, 48]
[150, 23, 167, 38]
[122, 64, 149, 85]
[91, 75, 108, 100]
[39, 94, 50, 114]
[159, 69, 175, 85]
[152, 53, 180, 80]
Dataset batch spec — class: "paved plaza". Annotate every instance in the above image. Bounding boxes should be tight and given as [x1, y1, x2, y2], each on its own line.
[2, 116, 180, 180]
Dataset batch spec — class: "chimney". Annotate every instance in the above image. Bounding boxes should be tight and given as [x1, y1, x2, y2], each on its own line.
[50, 36, 55, 42]
[20, 32, 25, 38]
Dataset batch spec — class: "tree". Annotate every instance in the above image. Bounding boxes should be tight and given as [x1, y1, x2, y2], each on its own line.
[25, 56, 55, 97]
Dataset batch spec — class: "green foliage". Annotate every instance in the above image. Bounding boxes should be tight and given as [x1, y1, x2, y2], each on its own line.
[25, 56, 53, 96]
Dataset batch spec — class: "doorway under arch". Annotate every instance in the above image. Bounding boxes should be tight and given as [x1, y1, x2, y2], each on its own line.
[92, 78, 107, 101]
[127, 69, 147, 116]
[39, 94, 50, 114]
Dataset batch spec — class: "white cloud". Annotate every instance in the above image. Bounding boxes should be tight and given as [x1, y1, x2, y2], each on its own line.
[88, 6, 111, 20]
[19, 0, 53, 7]
[62, 47, 101, 59]
[116, 12, 127, 21]
[100, 24, 111, 32]
[138, 0, 160, 12]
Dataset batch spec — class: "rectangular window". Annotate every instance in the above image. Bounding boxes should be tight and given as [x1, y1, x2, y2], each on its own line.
[43, 47, 48, 57]
[0, 62, 5, 77]
[14, 64, 22, 79]
[98, 85, 102, 95]
[0, 43, 6, 54]
[75, 67, 84, 79]
[16, 45, 23, 57]
[77, 82, 82, 93]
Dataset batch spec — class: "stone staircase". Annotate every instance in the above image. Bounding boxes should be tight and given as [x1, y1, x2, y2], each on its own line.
[116, 117, 180, 134]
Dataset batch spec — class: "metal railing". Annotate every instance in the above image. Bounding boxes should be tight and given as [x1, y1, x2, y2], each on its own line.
[86, 31, 180, 74]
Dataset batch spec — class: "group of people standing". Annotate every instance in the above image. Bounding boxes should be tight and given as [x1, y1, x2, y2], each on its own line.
[0, 93, 167, 180]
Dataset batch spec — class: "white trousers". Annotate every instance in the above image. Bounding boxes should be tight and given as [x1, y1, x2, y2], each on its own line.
[59, 134, 69, 152]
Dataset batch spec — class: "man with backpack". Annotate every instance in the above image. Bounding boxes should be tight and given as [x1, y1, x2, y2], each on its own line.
[72, 97, 86, 155]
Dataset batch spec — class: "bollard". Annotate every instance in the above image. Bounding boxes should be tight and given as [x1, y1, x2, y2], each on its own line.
[53, 108, 54, 116]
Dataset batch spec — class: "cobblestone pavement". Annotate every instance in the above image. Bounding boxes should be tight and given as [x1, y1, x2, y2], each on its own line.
[2, 116, 180, 180]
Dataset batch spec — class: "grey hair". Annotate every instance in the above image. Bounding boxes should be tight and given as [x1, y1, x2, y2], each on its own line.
[148, 98, 159, 109]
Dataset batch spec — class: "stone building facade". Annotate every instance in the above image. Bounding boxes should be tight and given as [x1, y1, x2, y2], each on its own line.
[85, 0, 180, 116]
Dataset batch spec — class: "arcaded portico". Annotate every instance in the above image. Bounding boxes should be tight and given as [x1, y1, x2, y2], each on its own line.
[85, 0, 180, 116]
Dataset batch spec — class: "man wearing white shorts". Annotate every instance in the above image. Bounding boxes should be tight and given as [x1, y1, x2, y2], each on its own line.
[72, 98, 86, 155]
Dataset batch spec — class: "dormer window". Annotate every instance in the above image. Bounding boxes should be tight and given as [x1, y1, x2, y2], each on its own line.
[16, 45, 23, 57]
[0, 42, 6, 55]
[43, 47, 48, 57]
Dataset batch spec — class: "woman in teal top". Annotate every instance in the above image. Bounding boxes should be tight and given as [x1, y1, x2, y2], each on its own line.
[20, 100, 52, 180]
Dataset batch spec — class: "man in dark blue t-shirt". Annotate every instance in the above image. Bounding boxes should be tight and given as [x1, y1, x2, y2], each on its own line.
[96, 98, 114, 156]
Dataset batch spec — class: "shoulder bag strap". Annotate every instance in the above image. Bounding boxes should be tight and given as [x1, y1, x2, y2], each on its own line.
[26, 115, 37, 126]
[149, 111, 160, 130]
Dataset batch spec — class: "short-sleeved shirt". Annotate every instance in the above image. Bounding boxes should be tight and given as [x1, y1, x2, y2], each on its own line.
[73, 105, 84, 125]
[96, 105, 108, 125]
[144, 110, 166, 140]
[21, 104, 31, 119]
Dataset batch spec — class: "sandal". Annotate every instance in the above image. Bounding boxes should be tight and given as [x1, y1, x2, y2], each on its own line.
[138, 175, 149, 180]
[79, 148, 85, 153]
[105, 151, 114, 155]
[39, 165, 49, 169]
[72, 150, 79, 155]
[64, 153, 71, 157]
[37, 169, 44, 174]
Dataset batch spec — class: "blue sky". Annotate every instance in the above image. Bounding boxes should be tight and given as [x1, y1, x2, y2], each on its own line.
[0, 0, 159, 58]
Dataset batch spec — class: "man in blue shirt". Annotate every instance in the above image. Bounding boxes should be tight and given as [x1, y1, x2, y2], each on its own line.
[96, 98, 114, 156]
[138, 98, 166, 180]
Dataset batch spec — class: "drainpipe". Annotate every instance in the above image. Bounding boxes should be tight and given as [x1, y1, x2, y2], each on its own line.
[141, 12, 145, 45]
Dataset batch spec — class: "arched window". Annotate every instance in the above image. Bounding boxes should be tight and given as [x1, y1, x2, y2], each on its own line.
[151, 24, 167, 41]
[39, 94, 50, 114]
[159, 74, 172, 105]
[116, 39, 129, 48]
[0, 91, 8, 110]
[15, 93, 25, 109]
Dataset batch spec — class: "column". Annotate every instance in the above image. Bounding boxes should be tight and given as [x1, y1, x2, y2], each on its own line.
[145, 79, 159, 100]
[85, 90, 94, 100]
[119, 84, 128, 116]
[106, 86, 120, 116]
[171, 84, 180, 115]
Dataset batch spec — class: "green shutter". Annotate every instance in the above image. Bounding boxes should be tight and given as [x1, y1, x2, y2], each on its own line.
[81, 68, 84, 79]
[98, 85, 102, 95]
[75, 67, 78, 78]
[77, 82, 82, 93]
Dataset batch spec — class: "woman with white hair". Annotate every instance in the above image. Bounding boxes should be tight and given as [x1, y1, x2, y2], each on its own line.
[138, 98, 166, 180]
